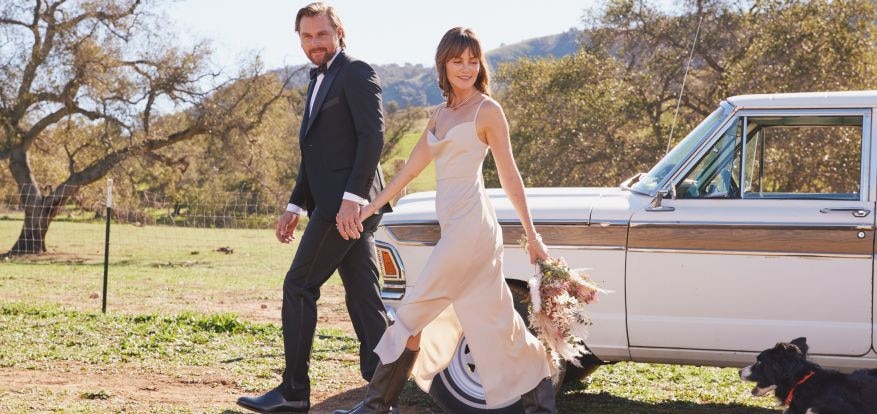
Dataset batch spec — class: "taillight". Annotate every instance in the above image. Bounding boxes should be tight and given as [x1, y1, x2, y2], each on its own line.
[379, 249, 399, 278]
[376, 241, 403, 280]
[375, 240, 406, 301]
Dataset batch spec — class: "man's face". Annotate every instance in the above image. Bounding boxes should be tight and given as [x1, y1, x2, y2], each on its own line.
[298, 14, 342, 66]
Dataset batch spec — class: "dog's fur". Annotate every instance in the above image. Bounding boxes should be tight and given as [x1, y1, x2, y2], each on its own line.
[739, 337, 877, 414]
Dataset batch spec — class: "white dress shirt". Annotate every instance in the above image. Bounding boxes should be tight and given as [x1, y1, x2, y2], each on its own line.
[287, 49, 369, 216]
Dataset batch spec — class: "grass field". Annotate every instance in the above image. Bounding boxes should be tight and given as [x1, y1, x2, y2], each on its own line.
[0, 218, 782, 413]
[384, 118, 437, 194]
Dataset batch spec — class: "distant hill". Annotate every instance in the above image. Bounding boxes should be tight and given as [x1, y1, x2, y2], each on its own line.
[486, 29, 582, 70]
[275, 29, 582, 108]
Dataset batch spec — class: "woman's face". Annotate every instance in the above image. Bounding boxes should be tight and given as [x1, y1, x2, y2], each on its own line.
[445, 47, 480, 92]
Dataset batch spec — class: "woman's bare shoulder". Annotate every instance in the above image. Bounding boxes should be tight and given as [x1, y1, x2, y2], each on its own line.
[476, 96, 506, 125]
[426, 103, 445, 129]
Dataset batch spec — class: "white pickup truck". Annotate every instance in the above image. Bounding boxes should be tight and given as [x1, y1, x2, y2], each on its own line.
[373, 91, 877, 413]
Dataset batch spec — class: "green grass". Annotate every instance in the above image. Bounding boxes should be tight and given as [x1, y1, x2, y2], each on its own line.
[561, 363, 780, 413]
[0, 219, 784, 413]
[384, 123, 437, 194]
[0, 302, 365, 413]
[0, 219, 345, 318]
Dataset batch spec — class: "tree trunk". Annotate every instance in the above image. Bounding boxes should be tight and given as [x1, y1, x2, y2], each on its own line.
[7, 147, 73, 255]
[9, 194, 64, 255]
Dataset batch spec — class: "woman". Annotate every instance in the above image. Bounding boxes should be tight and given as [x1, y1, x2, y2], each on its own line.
[335, 27, 556, 414]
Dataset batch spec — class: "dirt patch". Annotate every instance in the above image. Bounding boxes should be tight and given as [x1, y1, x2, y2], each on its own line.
[0, 361, 429, 413]
[0, 362, 239, 411]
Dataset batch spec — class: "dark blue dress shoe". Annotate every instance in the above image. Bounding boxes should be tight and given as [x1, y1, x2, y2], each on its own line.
[237, 386, 310, 413]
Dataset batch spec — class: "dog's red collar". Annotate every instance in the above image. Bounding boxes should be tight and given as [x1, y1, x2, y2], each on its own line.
[784, 371, 816, 406]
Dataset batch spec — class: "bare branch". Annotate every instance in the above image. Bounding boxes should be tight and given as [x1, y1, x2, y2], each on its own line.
[0, 18, 30, 27]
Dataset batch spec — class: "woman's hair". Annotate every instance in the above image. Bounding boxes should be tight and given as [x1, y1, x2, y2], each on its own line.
[435, 27, 491, 105]
[295, 2, 346, 48]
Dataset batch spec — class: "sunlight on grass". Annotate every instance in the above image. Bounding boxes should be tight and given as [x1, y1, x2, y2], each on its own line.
[384, 126, 437, 194]
[0, 218, 781, 413]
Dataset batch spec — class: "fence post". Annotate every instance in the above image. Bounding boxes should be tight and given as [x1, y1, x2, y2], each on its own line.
[102, 178, 113, 314]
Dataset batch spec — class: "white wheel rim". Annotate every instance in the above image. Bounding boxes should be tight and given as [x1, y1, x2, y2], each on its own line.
[440, 335, 516, 409]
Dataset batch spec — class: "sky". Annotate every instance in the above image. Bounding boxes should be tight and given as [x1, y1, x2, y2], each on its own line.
[166, 0, 601, 70]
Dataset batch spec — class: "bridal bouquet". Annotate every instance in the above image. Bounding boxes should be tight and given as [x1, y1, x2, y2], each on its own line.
[522, 240, 607, 376]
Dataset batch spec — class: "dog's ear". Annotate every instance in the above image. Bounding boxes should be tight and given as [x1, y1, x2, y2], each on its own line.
[790, 337, 809, 356]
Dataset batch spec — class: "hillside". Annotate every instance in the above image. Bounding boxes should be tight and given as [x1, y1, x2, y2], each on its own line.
[486, 28, 582, 70]
[276, 29, 582, 107]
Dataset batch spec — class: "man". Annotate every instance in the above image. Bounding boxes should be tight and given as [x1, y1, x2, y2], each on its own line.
[237, 2, 391, 413]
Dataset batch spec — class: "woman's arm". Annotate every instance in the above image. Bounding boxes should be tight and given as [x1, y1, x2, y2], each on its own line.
[359, 112, 437, 220]
[480, 99, 549, 263]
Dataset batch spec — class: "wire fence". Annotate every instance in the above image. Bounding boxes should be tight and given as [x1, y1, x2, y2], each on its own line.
[1, 182, 290, 255]
[0, 181, 300, 314]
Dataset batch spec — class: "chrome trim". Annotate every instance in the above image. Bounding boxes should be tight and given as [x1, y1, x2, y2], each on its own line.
[656, 107, 871, 201]
[383, 304, 398, 323]
[670, 108, 872, 202]
[375, 241, 407, 301]
[381, 219, 594, 226]
[741, 115, 748, 198]
[381, 220, 439, 226]
[657, 103, 740, 195]
[629, 221, 873, 231]
[380, 289, 405, 301]
[628, 248, 872, 259]
[861, 111, 870, 202]
[820, 208, 871, 217]
[383, 222, 629, 248]
[544, 245, 626, 251]
[375, 240, 406, 279]
[382, 225, 439, 246]
[590, 220, 630, 227]
[735, 108, 875, 117]
[646, 189, 675, 212]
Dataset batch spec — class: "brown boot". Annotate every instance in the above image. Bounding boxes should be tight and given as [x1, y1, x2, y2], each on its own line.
[333, 348, 418, 414]
[520, 377, 557, 414]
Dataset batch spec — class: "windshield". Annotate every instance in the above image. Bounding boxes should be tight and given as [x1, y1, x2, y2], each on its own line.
[630, 105, 730, 194]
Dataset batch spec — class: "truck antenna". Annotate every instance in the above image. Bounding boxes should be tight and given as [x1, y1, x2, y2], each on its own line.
[666, 14, 704, 154]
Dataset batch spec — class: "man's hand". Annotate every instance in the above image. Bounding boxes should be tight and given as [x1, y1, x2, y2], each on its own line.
[336, 199, 364, 240]
[276, 211, 300, 244]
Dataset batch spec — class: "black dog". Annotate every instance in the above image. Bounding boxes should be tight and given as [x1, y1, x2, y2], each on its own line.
[739, 337, 877, 414]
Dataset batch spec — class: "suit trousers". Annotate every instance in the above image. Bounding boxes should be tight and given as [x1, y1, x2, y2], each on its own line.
[280, 212, 388, 401]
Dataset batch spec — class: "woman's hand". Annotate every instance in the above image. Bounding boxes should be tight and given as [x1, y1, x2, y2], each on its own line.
[358, 203, 376, 222]
[526, 236, 550, 264]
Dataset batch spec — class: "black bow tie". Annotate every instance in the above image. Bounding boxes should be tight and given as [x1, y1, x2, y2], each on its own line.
[309, 64, 327, 80]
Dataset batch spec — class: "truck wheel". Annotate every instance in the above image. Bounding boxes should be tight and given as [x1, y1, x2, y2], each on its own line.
[428, 335, 522, 413]
[427, 281, 565, 413]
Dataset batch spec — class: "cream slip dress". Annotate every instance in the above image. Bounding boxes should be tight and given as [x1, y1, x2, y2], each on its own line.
[372, 98, 550, 407]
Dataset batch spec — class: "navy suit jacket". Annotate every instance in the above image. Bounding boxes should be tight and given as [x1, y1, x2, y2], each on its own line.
[288, 51, 391, 221]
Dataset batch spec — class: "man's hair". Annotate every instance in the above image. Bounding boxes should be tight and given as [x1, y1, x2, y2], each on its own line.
[295, 2, 346, 48]
[435, 27, 491, 104]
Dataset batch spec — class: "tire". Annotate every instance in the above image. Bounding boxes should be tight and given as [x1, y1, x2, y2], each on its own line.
[427, 281, 564, 413]
[428, 335, 523, 413]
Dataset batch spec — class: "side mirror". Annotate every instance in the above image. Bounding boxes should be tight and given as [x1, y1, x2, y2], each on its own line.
[646, 189, 676, 212]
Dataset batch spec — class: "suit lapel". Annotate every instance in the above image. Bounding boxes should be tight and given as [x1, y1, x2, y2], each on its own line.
[304, 51, 349, 137]
[300, 78, 316, 140]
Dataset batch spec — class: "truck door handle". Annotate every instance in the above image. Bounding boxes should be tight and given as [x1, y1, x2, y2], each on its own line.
[819, 208, 871, 217]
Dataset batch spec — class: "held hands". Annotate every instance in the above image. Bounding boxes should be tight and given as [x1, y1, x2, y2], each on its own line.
[336, 200, 364, 240]
[358, 203, 377, 222]
[526, 234, 550, 264]
[275, 211, 300, 244]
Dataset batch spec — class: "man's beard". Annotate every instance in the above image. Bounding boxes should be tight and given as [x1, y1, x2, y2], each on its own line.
[308, 47, 334, 65]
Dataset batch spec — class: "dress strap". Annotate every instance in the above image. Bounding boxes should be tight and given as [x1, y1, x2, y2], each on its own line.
[473, 97, 487, 123]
